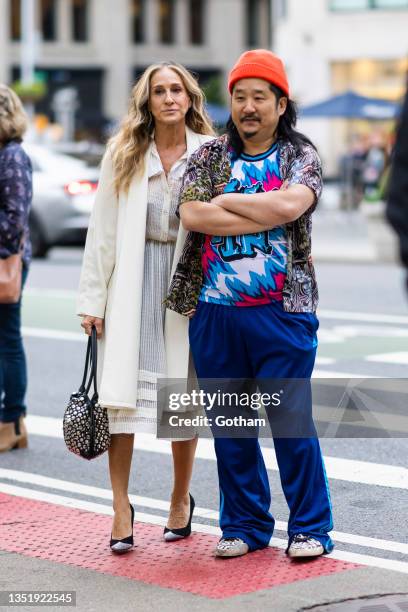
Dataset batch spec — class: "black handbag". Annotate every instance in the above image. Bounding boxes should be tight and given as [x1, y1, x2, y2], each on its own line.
[63, 326, 111, 459]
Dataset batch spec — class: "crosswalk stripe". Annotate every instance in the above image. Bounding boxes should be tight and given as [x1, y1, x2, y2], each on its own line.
[318, 310, 408, 325]
[25, 288, 77, 299]
[366, 352, 408, 365]
[1, 482, 407, 575]
[313, 369, 374, 378]
[26, 415, 408, 489]
[22, 327, 86, 342]
[0, 468, 406, 556]
[331, 325, 408, 339]
[22, 328, 374, 379]
[315, 357, 336, 365]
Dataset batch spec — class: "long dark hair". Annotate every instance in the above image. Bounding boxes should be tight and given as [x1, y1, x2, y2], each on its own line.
[227, 83, 316, 156]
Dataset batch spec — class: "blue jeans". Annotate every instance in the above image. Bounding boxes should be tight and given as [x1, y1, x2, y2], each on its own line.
[189, 300, 334, 553]
[0, 266, 29, 423]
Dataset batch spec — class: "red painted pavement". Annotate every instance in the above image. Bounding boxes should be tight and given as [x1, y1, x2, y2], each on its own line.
[0, 493, 361, 599]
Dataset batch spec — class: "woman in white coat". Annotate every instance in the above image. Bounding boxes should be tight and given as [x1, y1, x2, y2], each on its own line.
[77, 62, 214, 553]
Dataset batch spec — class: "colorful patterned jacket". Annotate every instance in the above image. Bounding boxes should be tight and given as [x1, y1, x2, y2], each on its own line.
[165, 134, 322, 315]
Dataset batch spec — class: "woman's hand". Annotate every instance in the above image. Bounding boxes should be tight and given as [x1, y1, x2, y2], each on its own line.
[81, 315, 104, 339]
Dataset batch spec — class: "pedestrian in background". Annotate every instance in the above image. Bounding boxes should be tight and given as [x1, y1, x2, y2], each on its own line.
[166, 50, 333, 559]
[0, 84, 32, 452]
[362, 132, 388, 201]
[387, 88, 408, 292]
[77, 63, 214, 553]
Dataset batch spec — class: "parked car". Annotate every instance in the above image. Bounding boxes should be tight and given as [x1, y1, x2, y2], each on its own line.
[23, 144, 100, 257]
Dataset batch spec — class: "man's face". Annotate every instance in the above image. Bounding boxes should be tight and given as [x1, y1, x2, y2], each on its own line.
[231, 78, 287, 142]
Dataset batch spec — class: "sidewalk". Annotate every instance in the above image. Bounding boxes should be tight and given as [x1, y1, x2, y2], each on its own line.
[312, 209, 379, 264]
[1, 492, 407, 612]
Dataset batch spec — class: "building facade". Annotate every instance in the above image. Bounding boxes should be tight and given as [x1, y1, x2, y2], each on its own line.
[2, 0, 406, 169]
[273, 0, 408, 173]
[0, 0, 272, 134]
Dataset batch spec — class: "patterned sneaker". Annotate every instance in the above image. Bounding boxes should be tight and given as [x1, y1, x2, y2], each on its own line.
[215, 537, 249, 558]
[287, 534, 324, 558]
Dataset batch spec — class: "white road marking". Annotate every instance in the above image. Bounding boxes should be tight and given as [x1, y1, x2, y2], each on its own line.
[315, 357, 336, 365]
[22, 325, 374, 377]
[25, 288, 77, 299]
[26, 288, 408, 328]
[318, 330, 346, 344]
[318, 325, 408, 345]
[0, 482, 407, 575]
[19, 325, 347, 350]
[0, 468, 407, 556]
[22, 327, 86, 342]
[333, 326, 408, 339]
[26, 415, 408, 489]
[318, 310, 408, 326]
[366, 352, 408, 365]
[313, 370, 374, 378]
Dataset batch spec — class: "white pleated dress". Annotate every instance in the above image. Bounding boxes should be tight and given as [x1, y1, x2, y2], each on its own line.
[107, 143, 188, 434]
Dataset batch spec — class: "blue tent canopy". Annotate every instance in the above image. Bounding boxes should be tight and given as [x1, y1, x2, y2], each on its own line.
[300, 90, 399, 120]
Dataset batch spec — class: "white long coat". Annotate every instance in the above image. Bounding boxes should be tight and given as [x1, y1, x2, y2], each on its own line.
[77, 128, 213, 410]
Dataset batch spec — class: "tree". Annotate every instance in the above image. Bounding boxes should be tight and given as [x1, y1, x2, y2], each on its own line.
[202, 75, 225, 106]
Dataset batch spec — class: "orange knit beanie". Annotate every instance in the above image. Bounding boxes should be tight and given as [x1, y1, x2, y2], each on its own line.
[228, 49, 290, 97]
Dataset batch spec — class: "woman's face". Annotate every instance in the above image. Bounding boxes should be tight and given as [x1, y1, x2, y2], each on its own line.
[148, 67, 191, 128]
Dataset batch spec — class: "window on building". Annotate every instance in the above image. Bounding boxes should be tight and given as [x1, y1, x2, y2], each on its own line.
[332, 58, 408, 99]
[72, 0, 88, 41]
[131, 0, 145, 43]
[330, 0, 408, 9]
[246, 0, 261, 46]
[189, 0, 205, 44]
[10, 0, 21, 40]
[159, 0, 174, 44]
[40, 0, 57, 41]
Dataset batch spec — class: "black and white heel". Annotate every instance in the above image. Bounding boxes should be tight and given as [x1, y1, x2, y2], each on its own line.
[163, 493, 195, 542]
[110, 504, 135, 554]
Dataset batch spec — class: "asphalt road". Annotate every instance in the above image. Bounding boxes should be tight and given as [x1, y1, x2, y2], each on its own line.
[0, 248, 407, 591]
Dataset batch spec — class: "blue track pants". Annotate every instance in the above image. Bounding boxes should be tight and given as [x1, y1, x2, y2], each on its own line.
[189, 300, 334, 553]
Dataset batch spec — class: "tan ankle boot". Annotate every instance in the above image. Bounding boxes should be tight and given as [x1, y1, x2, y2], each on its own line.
[0, 417, 28, 452]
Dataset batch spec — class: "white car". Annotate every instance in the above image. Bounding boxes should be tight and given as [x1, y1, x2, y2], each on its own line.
[23, 144, 99, 257]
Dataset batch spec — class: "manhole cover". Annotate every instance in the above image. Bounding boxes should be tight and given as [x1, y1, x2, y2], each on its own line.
[302, 594, 408, 612]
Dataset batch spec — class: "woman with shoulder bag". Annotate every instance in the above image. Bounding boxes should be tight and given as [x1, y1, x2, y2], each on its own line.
[0, 84, 32, 452]
[77, 62, 215, 553]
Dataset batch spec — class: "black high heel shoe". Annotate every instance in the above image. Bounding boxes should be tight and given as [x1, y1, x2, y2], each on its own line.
[163, 493, 195, 541]
[110, 503, 135, 554]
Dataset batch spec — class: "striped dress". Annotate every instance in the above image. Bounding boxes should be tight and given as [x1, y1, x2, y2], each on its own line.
[107, 142, 187, 434]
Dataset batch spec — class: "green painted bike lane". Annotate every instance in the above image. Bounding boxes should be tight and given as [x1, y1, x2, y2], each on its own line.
[22, 290, 79, 333]
[22, 289, 408, 364]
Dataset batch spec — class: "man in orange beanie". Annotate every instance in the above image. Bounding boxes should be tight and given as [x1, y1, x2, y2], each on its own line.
[166, 49, 334, 559]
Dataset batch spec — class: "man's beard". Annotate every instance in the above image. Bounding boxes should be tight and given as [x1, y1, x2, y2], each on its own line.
[242, 129, 258, 139]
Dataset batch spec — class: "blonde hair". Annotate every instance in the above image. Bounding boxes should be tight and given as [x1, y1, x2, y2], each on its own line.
[0, 84, 28, 144]
[108, 62, 215, 195]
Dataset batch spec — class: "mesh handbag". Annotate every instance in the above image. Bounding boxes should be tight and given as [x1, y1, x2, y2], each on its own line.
[63, 326, 111, 459]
